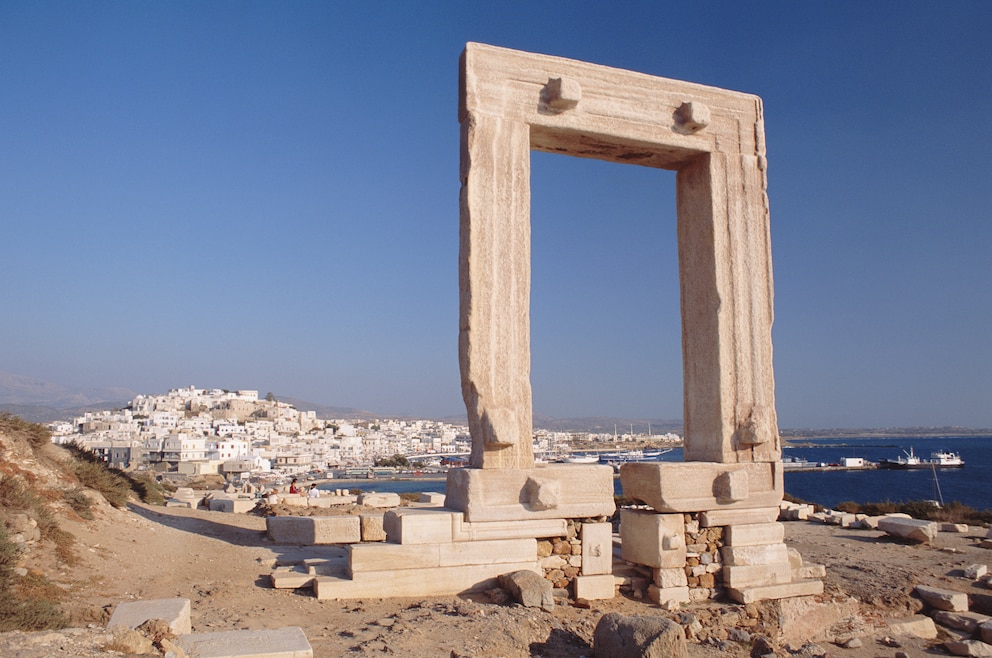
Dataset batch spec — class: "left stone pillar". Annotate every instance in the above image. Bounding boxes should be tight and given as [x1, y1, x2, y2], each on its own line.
[458, 110, 534, 469]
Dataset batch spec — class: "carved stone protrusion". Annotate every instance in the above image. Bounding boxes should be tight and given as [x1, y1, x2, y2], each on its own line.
[714, 470, 749, 503]
[524, 475, 562, 510]
[674, 101, 710, 133]
[543, 77, 582, 112]
[736, 405, 773, 446]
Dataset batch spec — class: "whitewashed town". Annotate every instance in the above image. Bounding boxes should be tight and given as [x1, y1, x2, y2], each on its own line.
[49, 386, 681, 483]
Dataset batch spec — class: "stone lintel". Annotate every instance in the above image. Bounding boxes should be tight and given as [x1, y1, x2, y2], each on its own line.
[726, 580, 824, 604]
[620, 461, 782, 512]
[445, 465, 615, 522]
[699, 507, 780, 528]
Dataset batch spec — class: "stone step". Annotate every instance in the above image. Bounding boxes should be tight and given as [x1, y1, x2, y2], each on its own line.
[726, 579, 824, 604]
[347, 538, 536, 574]
[313, 561, 540, 600]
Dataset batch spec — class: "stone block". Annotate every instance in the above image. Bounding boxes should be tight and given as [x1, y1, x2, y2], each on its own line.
[966, 565, 990, 580]
[418, 492, 446, 505]
[452, 516, 566, 542]
[208, 497, 258, 513]
[620, 462, 782, 513]
[823, 512, 856, 527]
[314, 561, 541, 600]
[357, 492, 402, 508]
[647, 584, 691, 605]
[383, 508, 458, 544]
[724, 522, 784, 546]
[270, 566, 314, 589]
[654, 568, 688, 588]
[723, 563, 792, 589]
[303, 556, 347, 576]
[280, 495, 308, 507]
[581, 522, 613, 576]
[266, 516, 361, 545]
[620, 509, 685, 569]
[943, 523, 970, 533]
[445, 465, 614, 522]
[178, 627, 312, 658]
[699, 507, 780, 528]
[775, 594, 861, 646]
[107, 598, 191, 635]
[878, 516, 939, 543]
[726, 579, 824, 604]
[886, 615, 938, 639]
[945, 640, 992, 657]
[916, 584, 969, 611]
[573, 574, 616, 600]
[935, 611, 992, 633]
[981, 620, 992, 643]
[359, 514, 386, 542]
[348, 543, 440, 574]
[721, 543, 789, 567]
[440, 538, 537, 567]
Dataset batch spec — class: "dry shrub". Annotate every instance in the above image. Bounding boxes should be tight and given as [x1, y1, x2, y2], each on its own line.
[63, 488, 94, 520]
[0, 525, 69, 632]
[0, 474, 36, 511]
[0, 413, 51, 451]
[64, 442, 132, 508]
[128, 473, 169, 505]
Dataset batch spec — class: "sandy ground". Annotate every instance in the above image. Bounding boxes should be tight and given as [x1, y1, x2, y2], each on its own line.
[3, 497, 991, 657]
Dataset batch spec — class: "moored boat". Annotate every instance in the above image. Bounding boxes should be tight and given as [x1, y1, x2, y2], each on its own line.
[879, 447, 964, 469]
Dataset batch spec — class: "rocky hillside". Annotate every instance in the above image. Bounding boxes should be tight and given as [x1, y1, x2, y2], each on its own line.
[0, 414, 168, 631]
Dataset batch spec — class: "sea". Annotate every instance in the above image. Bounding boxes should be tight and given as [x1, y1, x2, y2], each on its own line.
[321, 435, 992, 512]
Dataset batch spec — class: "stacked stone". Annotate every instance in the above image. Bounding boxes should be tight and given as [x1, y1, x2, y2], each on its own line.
[683, 514, 723, 599]
[537, 535, 581, 590]
[723, 521, 821, 603]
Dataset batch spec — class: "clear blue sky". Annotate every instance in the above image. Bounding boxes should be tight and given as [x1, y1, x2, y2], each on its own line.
[1, 2, 989, 429]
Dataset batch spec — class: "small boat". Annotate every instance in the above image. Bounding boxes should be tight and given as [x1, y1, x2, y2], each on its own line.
[879, 447, 964, 470]
[563, 454, 600, 464]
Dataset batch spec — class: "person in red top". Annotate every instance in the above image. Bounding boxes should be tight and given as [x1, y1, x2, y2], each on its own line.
[288, 478, 300, 494]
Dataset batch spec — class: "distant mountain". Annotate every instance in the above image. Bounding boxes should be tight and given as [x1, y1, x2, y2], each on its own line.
[0, 372, 135, 422]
